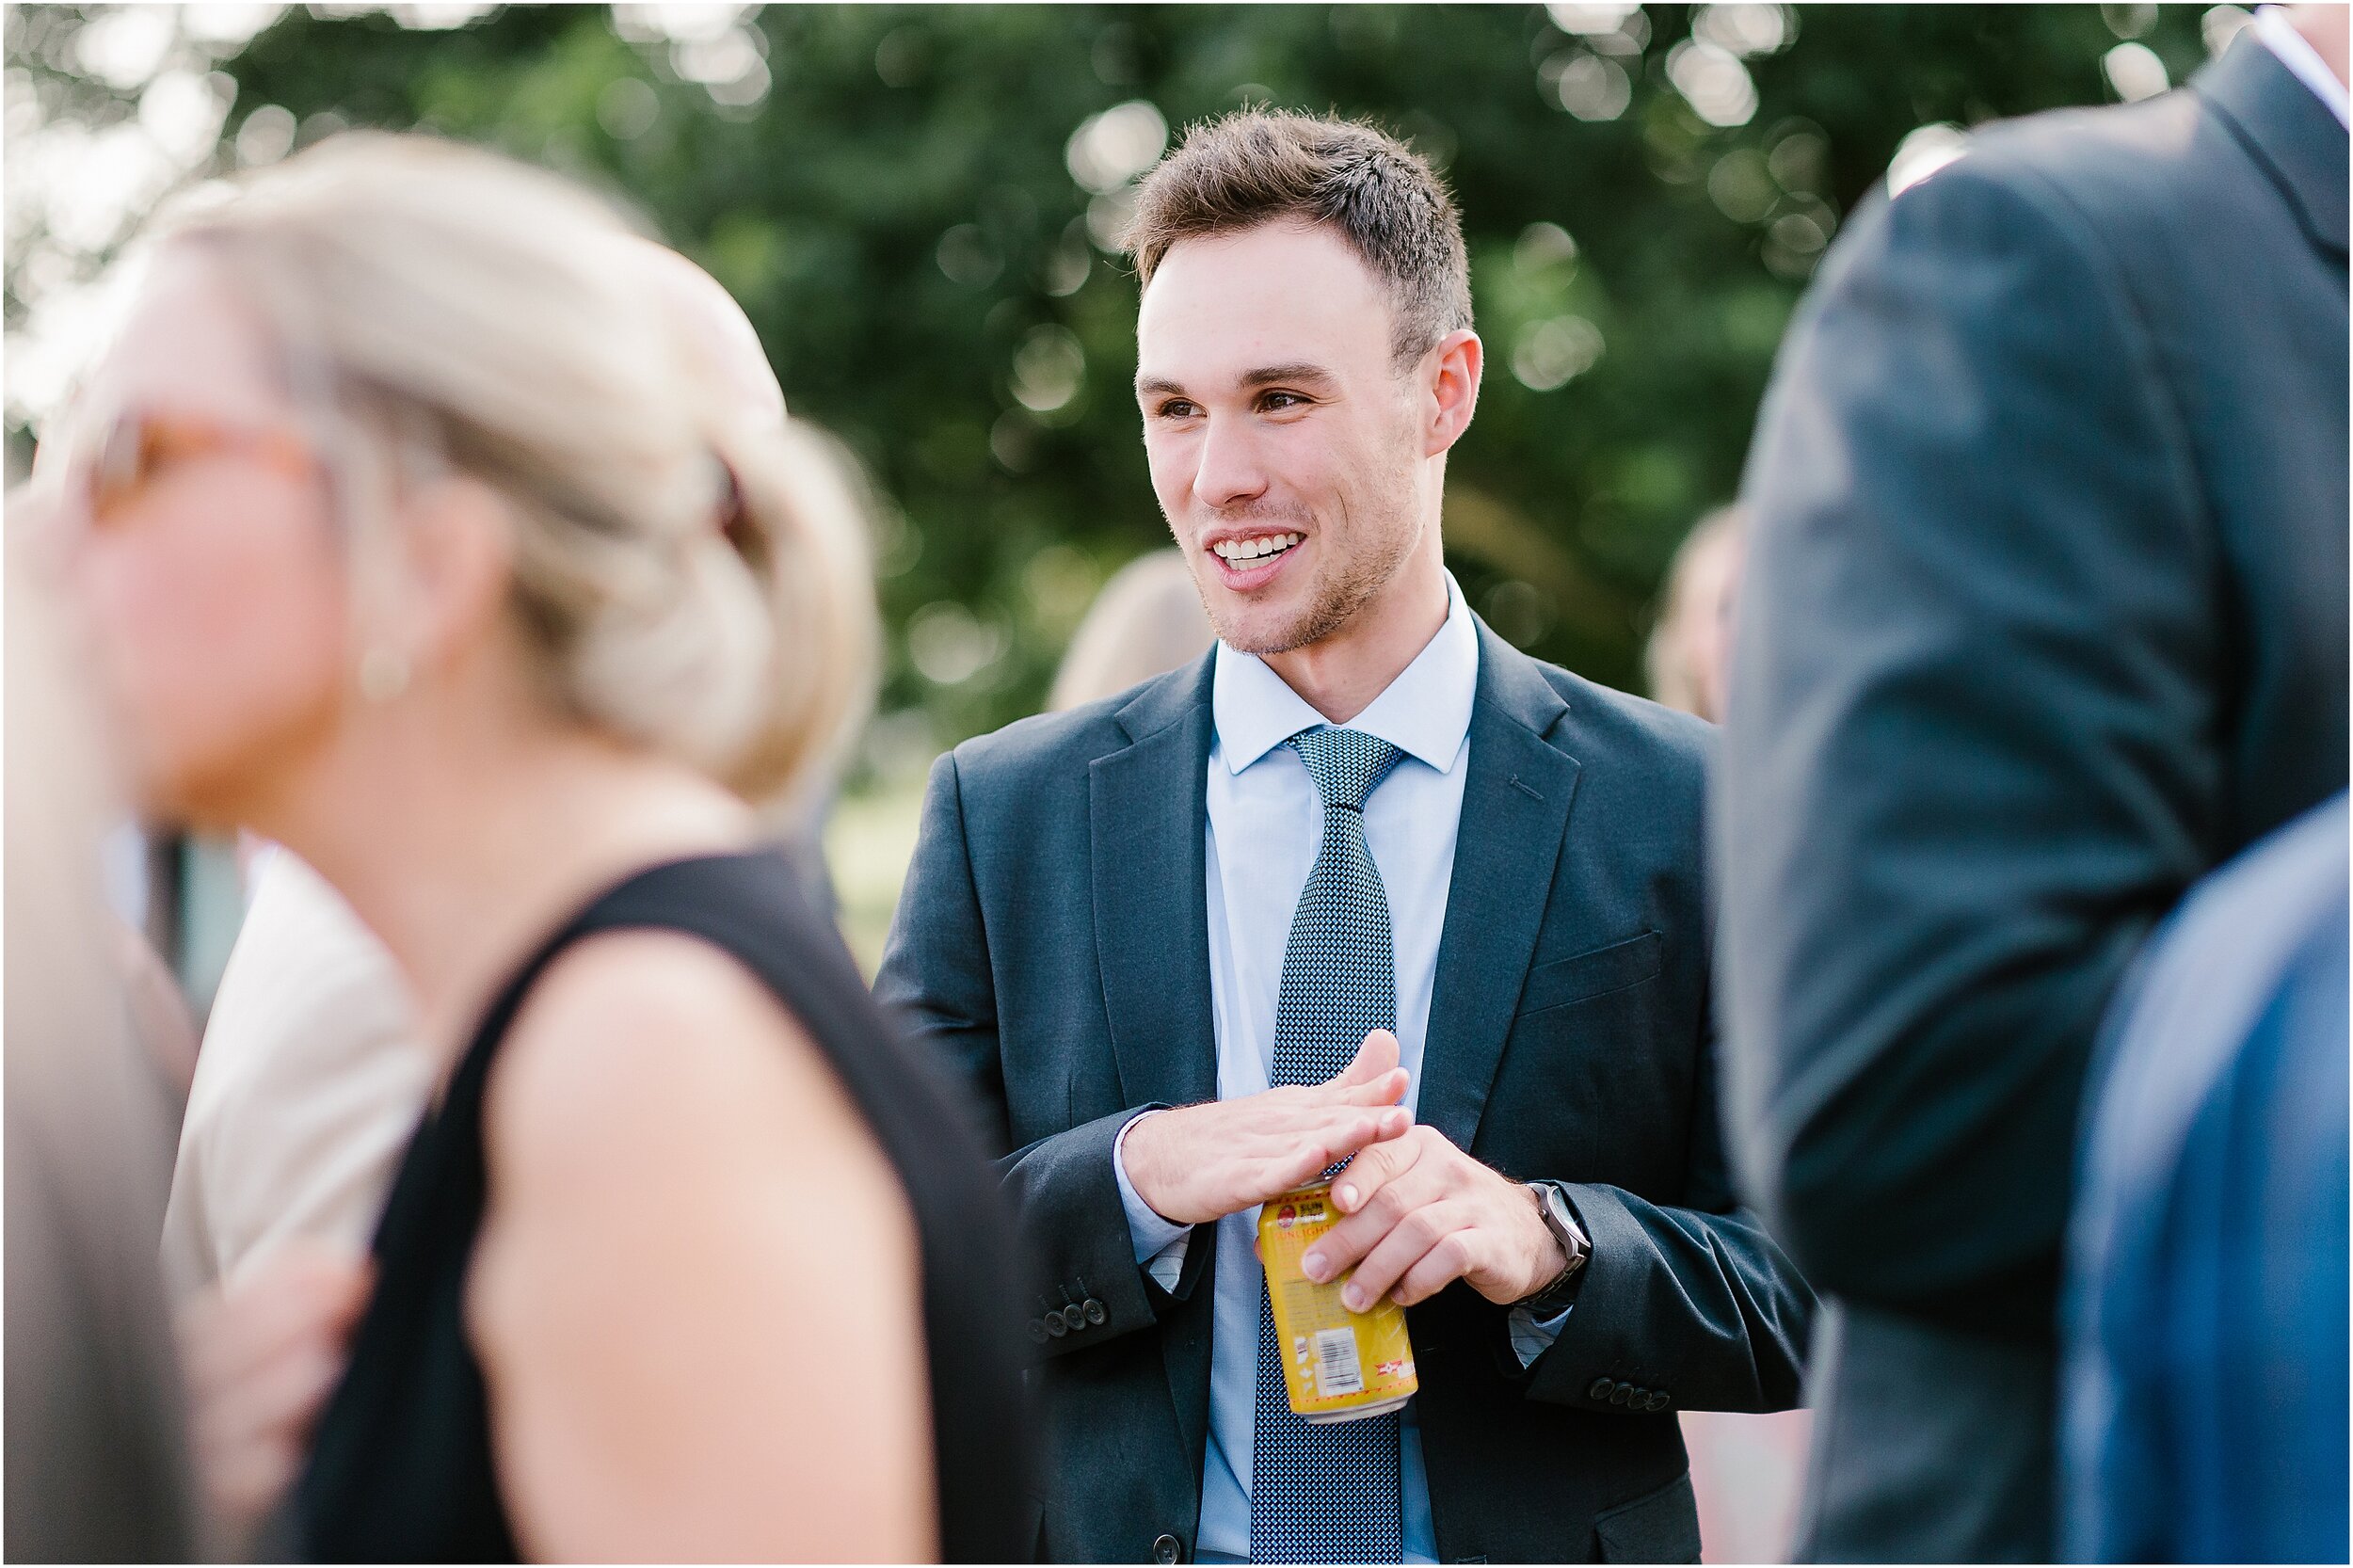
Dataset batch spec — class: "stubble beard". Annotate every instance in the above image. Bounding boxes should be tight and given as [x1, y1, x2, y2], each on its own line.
[1193, 489, 1419, 658]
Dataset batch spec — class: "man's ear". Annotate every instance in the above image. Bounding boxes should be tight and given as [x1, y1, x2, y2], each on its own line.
[1422, 328, 1482, 458]
[393, 474, 516, 674]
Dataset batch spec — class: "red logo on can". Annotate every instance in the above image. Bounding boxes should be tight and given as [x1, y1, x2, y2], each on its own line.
[1275, 1204, 1297, 1228]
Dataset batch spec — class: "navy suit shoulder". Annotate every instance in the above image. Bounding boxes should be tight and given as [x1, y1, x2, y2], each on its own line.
[947, 682, 1152, 777]
[1533, 662, 1712, 777]
[941, 644, 1715, 876]
[1828, 33, 2337, 264]
[1963, 30, 2346, 260]
[941, 657, 1207, 804]
[1956, 66, 2228, 203]
[951, 636, 1705, 777]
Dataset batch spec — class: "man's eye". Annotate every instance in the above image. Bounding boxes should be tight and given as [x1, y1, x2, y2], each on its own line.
[1156, 400, 1198, 420]
[1259, 392, 1308, 412]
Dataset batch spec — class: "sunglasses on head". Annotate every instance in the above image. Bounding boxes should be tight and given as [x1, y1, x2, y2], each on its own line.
[80, 407, 315, 526]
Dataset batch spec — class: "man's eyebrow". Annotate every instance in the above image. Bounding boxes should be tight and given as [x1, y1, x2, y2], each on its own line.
[1134, 363, 1339, 399]
[1239, 362, 1337, 389]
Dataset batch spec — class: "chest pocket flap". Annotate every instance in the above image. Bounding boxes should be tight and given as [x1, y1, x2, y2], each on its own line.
[1515, 930, 1663, 1017]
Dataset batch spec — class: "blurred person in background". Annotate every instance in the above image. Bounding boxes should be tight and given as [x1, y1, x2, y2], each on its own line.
[881, 110, 1810, 1565]
[5, 510, 208, 1562]
[44, 132, 1032, 1560]
[162, 238, 841, 1303]
[1716, 6, 2347, 1560]
[1643, 499, 1812, 1567]
[2062, 794, 2347, 1563]
[1048, 546, 1215, 712]
[1642, 504, 1744, 726]
[163, 847, 428, 1300]
[119, 906, 204, 1113]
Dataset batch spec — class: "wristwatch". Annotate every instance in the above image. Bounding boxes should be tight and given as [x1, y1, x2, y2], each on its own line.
[1519, 1180, 1590, 1317]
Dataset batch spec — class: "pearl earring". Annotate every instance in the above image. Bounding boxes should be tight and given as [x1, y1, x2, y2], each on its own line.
[358, 647, 411, 703]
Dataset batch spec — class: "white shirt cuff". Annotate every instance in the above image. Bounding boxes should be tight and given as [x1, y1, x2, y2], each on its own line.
[1112, 1110, 1193, 1288]
[1507, 1302, 1574, 1368]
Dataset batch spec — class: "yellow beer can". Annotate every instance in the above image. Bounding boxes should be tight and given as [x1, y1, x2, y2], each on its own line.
[1257, 1183, 1419, 1422]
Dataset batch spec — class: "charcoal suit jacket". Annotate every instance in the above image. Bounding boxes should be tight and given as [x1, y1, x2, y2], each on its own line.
[878, 619, 1811, 1564]
[1718, 30, 2347, 1562]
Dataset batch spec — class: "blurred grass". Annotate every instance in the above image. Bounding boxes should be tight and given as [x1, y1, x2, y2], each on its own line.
[824, 776, 930, 978]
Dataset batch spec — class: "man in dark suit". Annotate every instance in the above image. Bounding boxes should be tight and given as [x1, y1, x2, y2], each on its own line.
[1716, 9, 2347, 1560]
[878, 111, 1810, 1565]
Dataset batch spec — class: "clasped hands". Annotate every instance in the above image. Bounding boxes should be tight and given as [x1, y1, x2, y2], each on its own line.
[1121, 1029, 1567, 1310]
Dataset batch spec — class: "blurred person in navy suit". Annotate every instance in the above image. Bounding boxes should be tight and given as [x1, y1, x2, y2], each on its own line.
[1717, 6, 2348, 1559]
[2062, 796, 2347, 1565]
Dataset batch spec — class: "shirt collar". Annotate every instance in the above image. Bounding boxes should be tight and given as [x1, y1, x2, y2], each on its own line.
[2255, 6, 2351, 128]
[1212, 571, 1479, 776]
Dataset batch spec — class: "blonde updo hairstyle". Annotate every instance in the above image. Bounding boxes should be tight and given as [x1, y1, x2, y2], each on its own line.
[148, 133, 876, 822]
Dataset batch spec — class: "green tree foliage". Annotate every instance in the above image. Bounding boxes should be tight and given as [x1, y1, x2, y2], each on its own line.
[10, 4, 2218, 764]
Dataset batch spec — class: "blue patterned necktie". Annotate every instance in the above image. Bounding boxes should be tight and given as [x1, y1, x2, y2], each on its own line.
[1250, 727, 1407, 1565]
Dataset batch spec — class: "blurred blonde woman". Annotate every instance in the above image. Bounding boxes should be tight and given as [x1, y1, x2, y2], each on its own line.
[1644, 504, 1746, 725]
[44, 134, 1032, 1561]
[161, 242, 837, 1304]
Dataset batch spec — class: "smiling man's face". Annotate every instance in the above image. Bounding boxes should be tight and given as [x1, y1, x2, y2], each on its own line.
[1135, 220, 1431, 658]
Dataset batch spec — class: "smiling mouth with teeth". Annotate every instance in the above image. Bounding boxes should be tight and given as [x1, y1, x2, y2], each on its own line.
[1210, 532, 1305, 566]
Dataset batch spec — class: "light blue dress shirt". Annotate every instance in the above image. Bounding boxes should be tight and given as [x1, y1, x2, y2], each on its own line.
[1112, 573, 1569, 1563]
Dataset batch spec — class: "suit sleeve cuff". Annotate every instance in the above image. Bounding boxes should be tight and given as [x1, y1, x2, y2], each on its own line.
[1522, 1182, 1666, 1406]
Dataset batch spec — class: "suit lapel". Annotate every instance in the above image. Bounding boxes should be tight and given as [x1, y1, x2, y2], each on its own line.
[1089, 654, 1221, 1118]
[1088, 654, 1220, 1473]
[1419, 624, 1580, 1154]
[2201, 29, 2348, 262]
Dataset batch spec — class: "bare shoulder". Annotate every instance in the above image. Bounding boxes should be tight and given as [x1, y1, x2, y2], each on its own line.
[467, 933, 934, 1560]
[479, 929, 880, 1197]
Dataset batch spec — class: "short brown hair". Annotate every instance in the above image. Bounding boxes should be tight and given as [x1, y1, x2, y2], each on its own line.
[1121, 110, 1473, 367]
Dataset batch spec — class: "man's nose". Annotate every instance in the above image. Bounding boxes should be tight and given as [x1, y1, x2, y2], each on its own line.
[1192, 412, 1270, 511]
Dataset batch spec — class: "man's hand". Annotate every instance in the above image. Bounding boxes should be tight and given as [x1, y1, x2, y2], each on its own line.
[1301, 1125, 1566, 1310]
[1123, 1029, 1412, 1225]
[177, 1242, 373, 1535]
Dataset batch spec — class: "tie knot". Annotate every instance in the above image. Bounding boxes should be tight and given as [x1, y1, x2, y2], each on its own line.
[1288, 728, 1403, 813]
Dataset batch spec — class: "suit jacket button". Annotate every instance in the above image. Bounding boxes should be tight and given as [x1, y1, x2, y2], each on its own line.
[1588, 1376, 1614, 1402]
[1646, 1391, 1672, 1412]
[1083, 1297, 1107, 1325]
[1152, 1532, 1183, 1563]
[1609, 1383, 1635, 1406]
[1027, 1318, 1048, 1344]
[1061, 1304, 1088, 1332]
[1045, 1312, 1068, 1337]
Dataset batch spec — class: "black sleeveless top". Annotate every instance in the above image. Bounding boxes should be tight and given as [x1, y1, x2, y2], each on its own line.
[296, 850, 1034, 1561]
